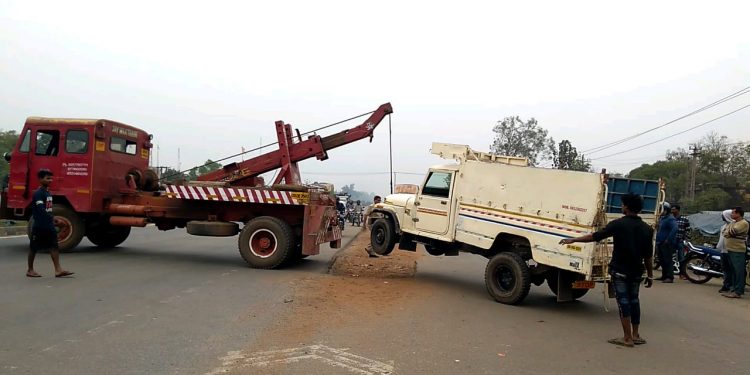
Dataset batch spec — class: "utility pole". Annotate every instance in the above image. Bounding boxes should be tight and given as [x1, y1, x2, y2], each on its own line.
[688, 144, 701, 201]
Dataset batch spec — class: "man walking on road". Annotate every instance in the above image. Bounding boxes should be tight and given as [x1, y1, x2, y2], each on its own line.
[672, 205, 690, 280]
[656, 203, 678, 283]
[560, 193, 654, 348]
[722, 207, 748, 299]
[26, 169, 74, 278]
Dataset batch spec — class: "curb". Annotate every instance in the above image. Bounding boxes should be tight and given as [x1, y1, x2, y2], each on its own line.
[0, 226, 27, 237]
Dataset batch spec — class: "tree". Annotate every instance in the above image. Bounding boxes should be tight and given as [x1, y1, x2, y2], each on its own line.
[551, 139, 591, 171]
[0, 130, 20, 178]
[628, 132, 750, 212]
[490, 116, 553, 166]
[161, 167, 185, 183]
[187, 159, 222, 180]
[339, 183, 376, 203]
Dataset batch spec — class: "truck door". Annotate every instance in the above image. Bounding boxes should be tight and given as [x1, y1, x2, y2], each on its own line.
[30, 128, 63, 192]
[7, 129, 32, 204]
[415, 170, 453, 234]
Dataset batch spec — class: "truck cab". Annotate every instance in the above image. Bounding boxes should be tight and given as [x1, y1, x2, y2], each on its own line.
[2, 117, 153, 250]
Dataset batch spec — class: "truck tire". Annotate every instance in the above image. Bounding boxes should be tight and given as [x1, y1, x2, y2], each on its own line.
[187, 221, 239, 237]
[424, 244, 445, 256]
[370, 219, 397, 256]
[485, 252, 531, 305]
[546, 271, 589, 300]
[238, 216, 295, 269]
[28, 204, 85, 252]
[87, 223, 131, 248]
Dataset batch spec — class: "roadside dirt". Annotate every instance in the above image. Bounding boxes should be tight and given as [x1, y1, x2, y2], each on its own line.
[223, 233, 427, 373]
[329, 230, 420, 278]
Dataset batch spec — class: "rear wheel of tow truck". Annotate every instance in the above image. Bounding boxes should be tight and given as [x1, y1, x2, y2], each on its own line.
[484, 252, 531, 305]
[238, 216, 295, 269]
[370, 219, 397, 256]
[546, 270, 589, 300]
[86, 222, 131, 248]
[28, 204, 85, 252]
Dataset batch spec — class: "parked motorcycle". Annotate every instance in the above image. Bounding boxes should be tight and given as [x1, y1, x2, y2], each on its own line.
[681, 240, 750, 286]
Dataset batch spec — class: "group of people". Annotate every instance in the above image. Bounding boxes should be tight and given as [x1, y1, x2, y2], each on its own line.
[335, 194, 383, 258]
[656, 203, 748, 299]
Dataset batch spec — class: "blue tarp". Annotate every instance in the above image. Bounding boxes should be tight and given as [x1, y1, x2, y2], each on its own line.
[687, 211, 750, 236]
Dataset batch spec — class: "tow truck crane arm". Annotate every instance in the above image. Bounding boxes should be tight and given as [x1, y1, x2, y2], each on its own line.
[198, 103, 393, 186]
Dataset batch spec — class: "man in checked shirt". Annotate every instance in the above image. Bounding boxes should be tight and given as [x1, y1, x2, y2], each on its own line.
[671, 205, 691, 280]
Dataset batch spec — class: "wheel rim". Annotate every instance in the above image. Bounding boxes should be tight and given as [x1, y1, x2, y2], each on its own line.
[373, 227, 386, 246]
[249, 229, 278, 258]
[686, 258, 711, 281]
[55, 216, 73, 243]
[495, 265, 516, 293]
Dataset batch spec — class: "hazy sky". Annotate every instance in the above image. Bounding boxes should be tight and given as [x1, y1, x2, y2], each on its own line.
[2, 1, 749, 194]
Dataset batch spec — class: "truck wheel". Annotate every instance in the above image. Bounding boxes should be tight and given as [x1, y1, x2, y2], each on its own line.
[424, 244, 445, 256]
[27, 205, 85, 252]
[546, 271, 589, 299]
[187, 221, 239, 237]
[370, 219, 397, 255]
[238, 216, 295, 269]
[87, 223, 131, 248]
[485, 252, 531, 305]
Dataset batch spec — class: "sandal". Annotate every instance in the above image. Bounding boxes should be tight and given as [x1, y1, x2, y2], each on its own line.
[607, 338, 634, 347]
[633, 337, 647, 345]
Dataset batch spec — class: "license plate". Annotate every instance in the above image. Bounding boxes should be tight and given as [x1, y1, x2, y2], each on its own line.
[573, 280, 595, 289]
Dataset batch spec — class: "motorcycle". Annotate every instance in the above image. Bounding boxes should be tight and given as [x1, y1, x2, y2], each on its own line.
[349, 209, 362, 227]
[681, 240, 750, 286]
[338, 210, 346, 231]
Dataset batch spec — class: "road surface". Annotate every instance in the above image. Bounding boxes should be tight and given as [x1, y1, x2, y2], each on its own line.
[1, 227, 749, 374]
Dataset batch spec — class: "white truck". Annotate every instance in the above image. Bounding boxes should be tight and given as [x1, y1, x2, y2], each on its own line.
[369, 143, 663, 305]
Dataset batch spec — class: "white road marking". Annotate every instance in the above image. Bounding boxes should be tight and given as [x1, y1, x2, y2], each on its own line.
[86, 320, 124, 335]
[207, 344, 394, 375]
[0, 235, 27, 239]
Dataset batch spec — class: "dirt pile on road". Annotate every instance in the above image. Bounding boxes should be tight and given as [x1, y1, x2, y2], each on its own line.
[329, 231, 419, 278]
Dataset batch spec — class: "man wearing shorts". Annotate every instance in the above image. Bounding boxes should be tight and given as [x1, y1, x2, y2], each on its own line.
[27, 169, 74, 278]
[560, 193, 654, 347]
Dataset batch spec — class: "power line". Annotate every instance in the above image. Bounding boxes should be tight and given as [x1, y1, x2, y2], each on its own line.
[582, 85, 750, 155]
[590, 103, 750, 161]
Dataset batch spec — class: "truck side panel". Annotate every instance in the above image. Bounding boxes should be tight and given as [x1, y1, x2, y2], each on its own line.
[453, 160, 607, 277]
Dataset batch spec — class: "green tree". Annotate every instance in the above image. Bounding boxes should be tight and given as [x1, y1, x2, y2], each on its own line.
[1, 130, 20, 178]
[161, 167, 186, 183]
[490, 116, 553, 166]
[187, 159, 222, 180]
[551, 139, 591, 171]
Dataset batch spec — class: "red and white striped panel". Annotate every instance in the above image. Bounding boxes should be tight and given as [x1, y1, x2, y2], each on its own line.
[163, 185, 306, 205]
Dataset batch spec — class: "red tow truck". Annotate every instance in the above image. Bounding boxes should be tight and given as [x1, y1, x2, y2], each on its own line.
[1, 103, 393, 268]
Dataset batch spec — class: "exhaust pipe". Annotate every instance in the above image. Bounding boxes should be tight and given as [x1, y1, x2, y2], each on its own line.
[687, 264, 724, 277]
[110, 216, 148, 227]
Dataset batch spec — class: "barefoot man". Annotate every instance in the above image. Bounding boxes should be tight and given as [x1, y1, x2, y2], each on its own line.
[559, 192, 653, 348]
[27, 169, 74, 278]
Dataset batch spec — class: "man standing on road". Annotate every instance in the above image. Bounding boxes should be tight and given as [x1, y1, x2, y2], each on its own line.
[672, 205, 690, 280]
[362, 195, 383, 258]
[655, 203, 678, 283]
[560, 193, 654, 348]
[27, 169, 74, 278]
[722, 207, 748, 299]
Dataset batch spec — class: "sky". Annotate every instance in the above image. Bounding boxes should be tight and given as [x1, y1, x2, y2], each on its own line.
[1, 0, 749, 195]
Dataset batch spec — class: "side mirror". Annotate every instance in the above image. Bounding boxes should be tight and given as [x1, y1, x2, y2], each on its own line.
[3, 152, 10, 162]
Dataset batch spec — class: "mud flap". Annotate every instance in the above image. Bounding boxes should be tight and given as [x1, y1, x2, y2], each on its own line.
[398, 233, 417, 251]
[556, 270, 577, 302]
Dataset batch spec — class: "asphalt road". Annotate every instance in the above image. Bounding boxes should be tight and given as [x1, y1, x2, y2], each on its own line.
[2, 227, 749, 375]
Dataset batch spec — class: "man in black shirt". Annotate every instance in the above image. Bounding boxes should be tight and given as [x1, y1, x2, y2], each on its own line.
[27, 169, 74, 278]
[560, 193, 654, 348]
